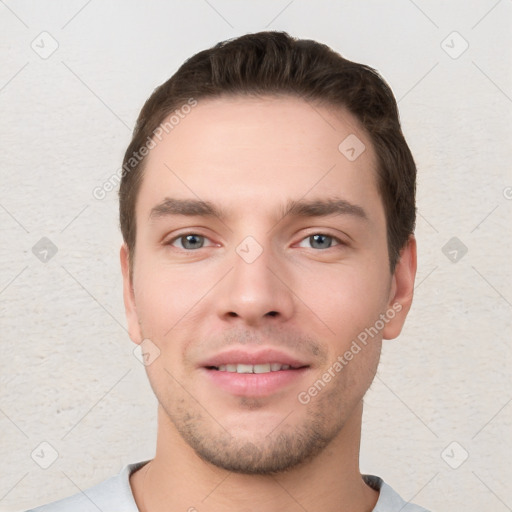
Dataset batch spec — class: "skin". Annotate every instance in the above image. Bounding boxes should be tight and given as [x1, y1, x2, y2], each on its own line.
[120, 95, 417, 512]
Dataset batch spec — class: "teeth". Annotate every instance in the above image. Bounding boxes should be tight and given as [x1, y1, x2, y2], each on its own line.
[253, 363, 271, 374]
[214, 363, 295, 373]
[236, 364, 253, 374]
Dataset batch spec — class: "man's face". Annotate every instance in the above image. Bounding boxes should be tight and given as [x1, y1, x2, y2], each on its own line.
[121, 96, 413, 474]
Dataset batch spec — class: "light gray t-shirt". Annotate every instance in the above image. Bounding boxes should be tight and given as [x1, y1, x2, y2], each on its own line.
[26, 461, 430, 512]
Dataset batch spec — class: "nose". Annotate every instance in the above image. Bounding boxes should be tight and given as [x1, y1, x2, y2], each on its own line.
[214, 242, 295, 327]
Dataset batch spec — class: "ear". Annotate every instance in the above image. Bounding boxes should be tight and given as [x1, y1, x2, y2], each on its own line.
[382, 235, 417, 340]
[120, 244, 143, 344]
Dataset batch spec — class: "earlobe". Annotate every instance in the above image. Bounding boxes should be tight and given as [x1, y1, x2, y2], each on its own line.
[120, 244, 143, 344]
[382, 235, 417, 340]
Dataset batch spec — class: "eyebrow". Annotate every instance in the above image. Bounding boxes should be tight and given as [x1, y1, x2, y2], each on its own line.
[148, 197, 368, 223]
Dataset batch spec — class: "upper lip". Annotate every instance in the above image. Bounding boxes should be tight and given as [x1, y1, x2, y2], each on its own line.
[199, 348, 310, 369]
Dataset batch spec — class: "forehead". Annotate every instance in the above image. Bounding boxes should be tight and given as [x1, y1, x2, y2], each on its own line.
[137, 95, 384, 225]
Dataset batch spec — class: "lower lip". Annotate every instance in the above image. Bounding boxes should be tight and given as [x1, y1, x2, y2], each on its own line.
[202, 367, 309, 397]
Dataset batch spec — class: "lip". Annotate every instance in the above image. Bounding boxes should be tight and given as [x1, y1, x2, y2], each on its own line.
[199, 348, 309, 369]
[199, 347, 310, 397]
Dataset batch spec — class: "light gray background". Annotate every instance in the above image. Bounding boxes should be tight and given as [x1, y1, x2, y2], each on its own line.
[1, 1, 511, 511]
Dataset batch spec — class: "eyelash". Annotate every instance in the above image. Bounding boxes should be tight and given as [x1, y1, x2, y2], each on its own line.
[166, 232, 345, 251]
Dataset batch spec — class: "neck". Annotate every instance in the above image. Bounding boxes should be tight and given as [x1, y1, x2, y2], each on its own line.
[131, 401, 378, 512]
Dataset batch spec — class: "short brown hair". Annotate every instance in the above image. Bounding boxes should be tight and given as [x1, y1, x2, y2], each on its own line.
[119, 31, 416, 274]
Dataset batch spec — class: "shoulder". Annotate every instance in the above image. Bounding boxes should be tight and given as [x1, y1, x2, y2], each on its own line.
[25, 461, 149, 512]
[363, 475, 432, 512]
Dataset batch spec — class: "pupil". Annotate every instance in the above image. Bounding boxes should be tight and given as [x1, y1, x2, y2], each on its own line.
[184, 235, 202, 249]
[311, 234, 330, 249]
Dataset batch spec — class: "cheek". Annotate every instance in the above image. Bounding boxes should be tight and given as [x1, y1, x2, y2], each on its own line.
[293, 260, 390, 342]
[133, 258, 197, 338]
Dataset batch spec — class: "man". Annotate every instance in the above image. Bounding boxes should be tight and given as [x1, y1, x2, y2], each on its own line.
[28, 31, 428, 511]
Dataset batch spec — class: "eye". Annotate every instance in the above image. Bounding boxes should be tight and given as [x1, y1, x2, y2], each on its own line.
[298, 234, 341, 250]
[169, 234, 211, 250]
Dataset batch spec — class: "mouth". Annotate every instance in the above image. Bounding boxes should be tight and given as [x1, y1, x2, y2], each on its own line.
[206, 363, 307, 373]
[200, 348, 311, 397]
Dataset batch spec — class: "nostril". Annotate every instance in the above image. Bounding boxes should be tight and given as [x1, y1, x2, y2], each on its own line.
[226, 311, 278, 318]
